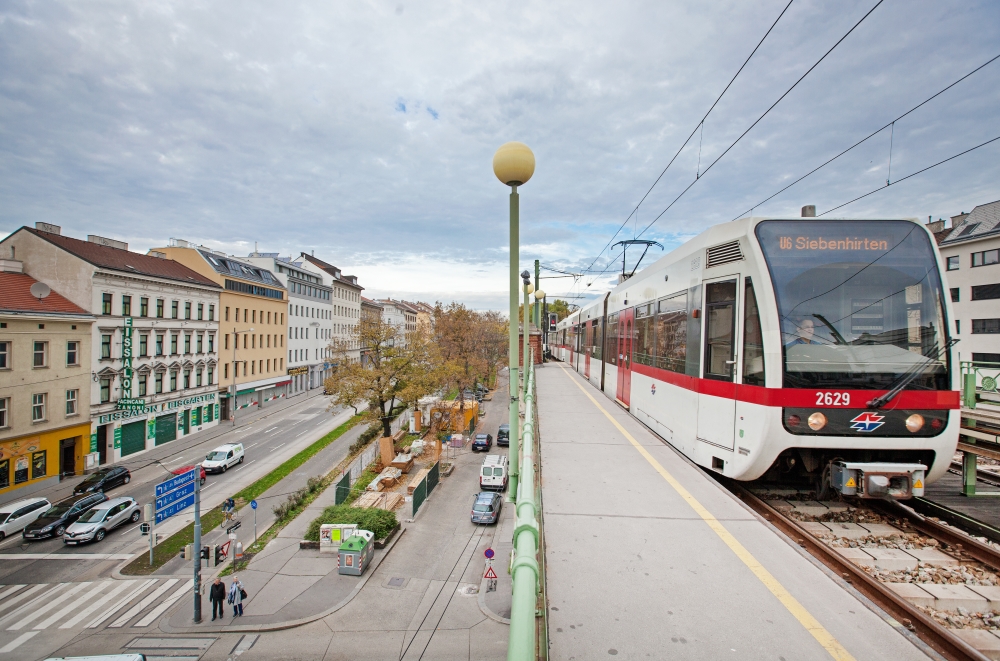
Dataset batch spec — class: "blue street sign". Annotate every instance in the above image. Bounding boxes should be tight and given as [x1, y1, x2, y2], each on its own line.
[155, 481, 195, 512]
[155, 469, 196, 498]
[155, 492, 195, 524]
[250, 500, 257, 510]
[484, 548, 495, 559]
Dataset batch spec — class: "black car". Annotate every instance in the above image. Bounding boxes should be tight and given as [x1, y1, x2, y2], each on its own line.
[472, 433, 493, 452]
[23, 492, 108, 540]
[73, 466, 131, 495]
[497, 424, 510, 447]
[471, 492, 503, 524]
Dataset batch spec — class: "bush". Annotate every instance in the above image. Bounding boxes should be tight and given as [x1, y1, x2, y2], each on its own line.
[272, 488, 308, 519]
[304, 505, 398, 541]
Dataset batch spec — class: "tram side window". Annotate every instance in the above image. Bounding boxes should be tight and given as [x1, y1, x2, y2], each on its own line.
[593, 318, 603, 361]
[655, 293, 687, 373]
[605, 313, 618, 365]
[584, 322, 594, 358]
[634, 304, 656, 366]
[742, 278, 766, 386]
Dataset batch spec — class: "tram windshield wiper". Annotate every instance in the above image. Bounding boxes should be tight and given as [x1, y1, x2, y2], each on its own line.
[867, 339, 958, 409]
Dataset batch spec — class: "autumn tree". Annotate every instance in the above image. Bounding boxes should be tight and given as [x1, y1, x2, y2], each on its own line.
[433, 303, 508, 396]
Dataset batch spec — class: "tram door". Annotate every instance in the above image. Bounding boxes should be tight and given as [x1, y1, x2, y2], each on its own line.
[583, 321, 591, 379]
[697, 278, 738, 451]
[616, 308, 634, 407]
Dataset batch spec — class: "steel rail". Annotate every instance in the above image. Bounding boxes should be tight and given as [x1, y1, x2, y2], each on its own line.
[726, 482, 990, 661]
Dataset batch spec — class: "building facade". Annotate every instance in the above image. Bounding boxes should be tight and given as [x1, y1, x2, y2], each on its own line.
[360, 297, 383, 367]
[378, 299, 418, 344]
[0, 261, 94, 500]
[300, 253, 363, 365]
[247, 253, 332, 395]
[155, 240, 289, 420]
[933, 200, 1000, 364]
[1, 225, 222, 468]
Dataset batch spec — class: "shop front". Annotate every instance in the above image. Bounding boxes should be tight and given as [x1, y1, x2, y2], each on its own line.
[0, 422, 91, 501]
[93, 392, 220, 464]
[223, 375, 292, 417]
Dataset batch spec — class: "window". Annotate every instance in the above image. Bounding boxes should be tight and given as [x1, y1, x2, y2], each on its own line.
[224, 363, 229, 379]
[155, 372, 163, 394]
[956, 319, 961, 334]
[972, 284, 1000, 301]
[208, 334, 214, 353]
[208, 367, 214, 385]
[184, 369, 191, 389]
[32, 451, 46, 480]
[34, 341, 48, 367]
[225, 334, 230, 350]
[225, 306, 230, 322]
[0, 397, 8, 428]
[951, 288, 960, 302]
[197, 303, 204, 320]
[171, 301, 179, 319]
[196, 370, 202, 387]
[138, 374, 147, 396]
[156, 334, 164, 356]
[66, 341, 79, 365]
[266, 359, 271, 372]
[140, 297, 149, 317]
[121, 295, 131, 316]
[32, 393, 46, 421]
[209, 304, 215, 321]
[185, 302, 192, 320]
[972, 250, 1000, 268]
[947, 256, 960, 271]
[66, 389, 78, 415]
[156, 299, 164, 318]
[139, 334, 148, 357]
[196, 334, 203, 353]
[100, 378, 111, 403]
[973, 353, 1000, 365]
[170, 334, 178, 354]
[102, 293, 112, 315]
[0, 341, 8, 369]
[170, 371, 177, 391]
[184, 334, 191, 354]
[972, 319, 1000, 334]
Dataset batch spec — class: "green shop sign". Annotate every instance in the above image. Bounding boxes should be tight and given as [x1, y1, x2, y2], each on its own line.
[121, 317, 133, 396]
[117, 397, 147, 411]
[113, 427, 122, 450]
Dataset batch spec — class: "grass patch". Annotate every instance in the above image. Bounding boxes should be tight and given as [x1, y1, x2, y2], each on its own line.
[346, 467, 380, 504]
[303, 505, 398, 542]
[121, 413, 363, 575]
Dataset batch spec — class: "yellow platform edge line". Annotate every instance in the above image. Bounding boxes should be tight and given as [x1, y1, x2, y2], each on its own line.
[556, 365, 855, 661]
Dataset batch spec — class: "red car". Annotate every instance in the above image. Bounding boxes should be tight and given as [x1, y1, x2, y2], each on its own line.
[172, 465, 207, 485]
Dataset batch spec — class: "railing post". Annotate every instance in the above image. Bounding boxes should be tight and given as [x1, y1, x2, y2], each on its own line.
[963, 361, 978, 409]
[963, 449, 978, 497]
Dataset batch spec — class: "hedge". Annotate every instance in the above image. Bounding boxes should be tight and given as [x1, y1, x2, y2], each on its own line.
[304, 505, 398, 541]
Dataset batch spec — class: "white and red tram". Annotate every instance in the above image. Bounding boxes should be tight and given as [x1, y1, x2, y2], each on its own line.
[554, 217, 959, 498]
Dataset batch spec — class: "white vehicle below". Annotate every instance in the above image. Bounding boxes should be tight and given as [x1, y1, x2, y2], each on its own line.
[203, 443, 245, 474]
[480, 455, 509, 491]
[0, 497, 50, 541]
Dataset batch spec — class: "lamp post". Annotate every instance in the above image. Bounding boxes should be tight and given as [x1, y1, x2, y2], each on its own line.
[493, 141, 535, 502]
[231, 327, 254, 426]
[521, 271, 532, 401]
[534, 288, 545, 362]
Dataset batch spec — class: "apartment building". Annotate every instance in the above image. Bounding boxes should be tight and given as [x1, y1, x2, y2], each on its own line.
[0, 260, 94, 500]
[360, 297, 384, 367]
[246, 253, 332, 396]
[154, 240, 288, 420]
[300, 253, 364, 366]
[0, 225, 222, 466]
[378, 299, 419, 344]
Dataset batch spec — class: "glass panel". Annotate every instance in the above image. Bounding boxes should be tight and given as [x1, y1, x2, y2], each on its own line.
[634, 313, 655, 366]
[605, 313, 618, 366]
[742, 278, 766, 386]
[704, 281, 737, 379]
[655, 293, 687, 373]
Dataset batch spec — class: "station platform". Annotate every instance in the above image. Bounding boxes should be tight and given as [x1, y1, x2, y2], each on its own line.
[537, 363, 929, 661]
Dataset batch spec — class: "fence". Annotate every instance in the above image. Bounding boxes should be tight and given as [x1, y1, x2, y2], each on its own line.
[331, 436, 381, 503]
[427, 461, 439, 495]
[411, 460, 440, 518]
[961, 361, 1000, 408]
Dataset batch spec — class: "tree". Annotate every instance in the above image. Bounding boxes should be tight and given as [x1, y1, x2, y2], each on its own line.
[547, 299, 576, 321]
[432, 303, 507, 395]
[324, 313, 439, 438]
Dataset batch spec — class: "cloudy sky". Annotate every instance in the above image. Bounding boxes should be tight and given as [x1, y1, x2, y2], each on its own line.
[2, 0, 998, 310]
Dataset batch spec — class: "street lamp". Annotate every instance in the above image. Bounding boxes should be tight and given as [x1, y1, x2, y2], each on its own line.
[494, 141, 535, 502]
[521, 271, 533, 401]
[231, 327, 254, 426]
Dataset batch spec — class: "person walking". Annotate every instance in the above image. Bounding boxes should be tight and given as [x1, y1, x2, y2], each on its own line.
[229, 577, 245, 616]
[209, 578, 226, 621]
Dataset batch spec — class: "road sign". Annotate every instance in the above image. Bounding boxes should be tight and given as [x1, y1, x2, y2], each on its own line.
[140, 522, 151, 535]
[250, 500, 257, 510]
[155, 492, 195, 524]
[155, 481, 195, 511]
[484, 566, 497, 580]
[155, 469, 196, 498]
[484, 548, 495, 559]
[226, 521, 242, 534]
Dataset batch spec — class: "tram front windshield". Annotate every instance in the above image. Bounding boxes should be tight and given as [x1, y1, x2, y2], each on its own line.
[755, 220, 950, 390]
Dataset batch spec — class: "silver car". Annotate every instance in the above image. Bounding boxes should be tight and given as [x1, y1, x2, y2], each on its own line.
[63, 497, 141, 545]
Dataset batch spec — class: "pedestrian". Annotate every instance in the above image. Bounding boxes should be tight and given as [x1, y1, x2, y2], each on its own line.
[229, 576, 245, 616]
[209, 578, 226, 621]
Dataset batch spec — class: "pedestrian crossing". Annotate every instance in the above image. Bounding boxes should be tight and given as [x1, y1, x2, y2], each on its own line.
[0, 578, 193, 631]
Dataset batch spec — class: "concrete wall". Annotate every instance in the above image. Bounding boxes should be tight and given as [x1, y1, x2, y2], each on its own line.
[0, 229, 96, 310]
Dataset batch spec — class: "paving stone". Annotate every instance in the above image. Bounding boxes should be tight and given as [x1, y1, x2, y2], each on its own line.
[908, 548, 959, 568]
[967, 586, 1000, 606]
[951, 629, 1000, 660]
[823, 522, 872, 539]
[834, 547, 875, 568]
[920, 583, 989, 611]
[790, 502, 830, 517]
[885, 583, 936, 608]
[770, 500, 794, 511]
[865, 548, 918, 571]
[799, 522, 831, 536]
[816, 501, 849, 513]
[858, 523, 904, 537]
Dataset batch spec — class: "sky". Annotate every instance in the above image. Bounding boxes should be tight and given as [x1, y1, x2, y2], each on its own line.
[2, 0, 999, 311]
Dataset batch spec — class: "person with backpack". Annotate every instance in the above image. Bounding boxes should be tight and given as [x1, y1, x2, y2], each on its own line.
[229, 576, 246, 616]
[209, 578, 226, 620]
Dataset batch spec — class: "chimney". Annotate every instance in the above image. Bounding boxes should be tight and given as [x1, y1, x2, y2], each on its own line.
[0, 258, 23, 273]
[951, 212, 970, 229]
[801, 205, 816, 218]
[925, 218, 945, 234]
[35, 222, 61, 235]
[148, 250, 167, 259]
[87, 235, 128, 251]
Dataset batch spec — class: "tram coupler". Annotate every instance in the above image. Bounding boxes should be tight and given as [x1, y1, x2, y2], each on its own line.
[831, 461, 927, 499]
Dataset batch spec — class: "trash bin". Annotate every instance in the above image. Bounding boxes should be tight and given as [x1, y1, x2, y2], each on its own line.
[320, 523, 357, 554]
[338, 530, 375, 575]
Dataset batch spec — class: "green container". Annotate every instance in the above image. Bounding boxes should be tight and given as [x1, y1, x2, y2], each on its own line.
[338, 532, 374, 576]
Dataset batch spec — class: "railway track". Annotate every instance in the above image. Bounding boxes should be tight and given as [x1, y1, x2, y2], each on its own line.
[725, 480, 1000, 661]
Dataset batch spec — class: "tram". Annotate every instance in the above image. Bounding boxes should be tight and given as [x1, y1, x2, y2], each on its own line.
[554, 217, 960, 498]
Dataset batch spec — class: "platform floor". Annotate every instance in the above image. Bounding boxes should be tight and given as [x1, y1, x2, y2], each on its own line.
[537, 363, 929, 661]
[924, 468, 1000, 529]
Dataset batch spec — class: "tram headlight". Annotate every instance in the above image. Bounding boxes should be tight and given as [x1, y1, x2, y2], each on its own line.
[807, 412, 827, 431]
[905, 414, 925, 433]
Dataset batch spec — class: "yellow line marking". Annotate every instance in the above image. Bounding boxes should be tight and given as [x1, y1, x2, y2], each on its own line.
[556, 365, 856, 661]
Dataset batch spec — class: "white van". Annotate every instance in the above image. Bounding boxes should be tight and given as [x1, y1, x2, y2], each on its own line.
[0, 497, 50, 541]
[479, 455, 508, 491]
[203, 443, 244, 474]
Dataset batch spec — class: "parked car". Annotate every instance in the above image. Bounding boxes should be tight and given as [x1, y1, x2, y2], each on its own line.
[497, 424, 510, 447]
[472, 433, 493, 452]
[203, 443, 244, 473]
[480, 454, 509, 491]
[73, 466, 131, 495]
[63, 497, 141, 545]
[172, 464, 207, 485]
[23, 492, 107, 539]
[0, 497, 50, 541]
[471, 492, 503, 525]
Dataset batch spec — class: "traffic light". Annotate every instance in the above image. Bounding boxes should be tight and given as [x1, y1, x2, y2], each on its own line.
[200, 546, 210, 561]
[213, 544, 225, 567]
[548, 313, 557, 332]
[180, 543, 193, 560]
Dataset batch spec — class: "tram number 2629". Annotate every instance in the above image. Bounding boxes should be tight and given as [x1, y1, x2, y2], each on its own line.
[816, 391, 850, 406]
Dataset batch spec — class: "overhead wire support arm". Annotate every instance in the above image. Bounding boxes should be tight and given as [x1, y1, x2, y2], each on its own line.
[613, 239, 665, 279]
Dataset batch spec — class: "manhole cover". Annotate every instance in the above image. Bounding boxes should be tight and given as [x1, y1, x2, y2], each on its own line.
[457, 584, 479, 596]
[388, 577, 406, 587]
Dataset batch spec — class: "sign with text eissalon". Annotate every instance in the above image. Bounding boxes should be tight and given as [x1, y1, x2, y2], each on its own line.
[98, 392, 217, 424]
[122, 317, 133, 396]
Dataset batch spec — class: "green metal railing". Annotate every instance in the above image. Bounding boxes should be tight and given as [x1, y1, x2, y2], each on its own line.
[961, 361, 1000, 409]
[508, 356, 541, 661]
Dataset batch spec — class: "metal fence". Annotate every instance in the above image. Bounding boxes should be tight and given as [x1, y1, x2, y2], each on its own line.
[334, 473, 351, 505]
[427, 461, 439, 495]
[411, 478, 426, 518]
[962, 361, 1000, 408]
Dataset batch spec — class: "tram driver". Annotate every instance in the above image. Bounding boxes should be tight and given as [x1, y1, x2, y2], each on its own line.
[785, 316, 822, 346]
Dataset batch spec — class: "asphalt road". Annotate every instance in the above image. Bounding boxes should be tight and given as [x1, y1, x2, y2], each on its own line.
[0, 391, 351, 585]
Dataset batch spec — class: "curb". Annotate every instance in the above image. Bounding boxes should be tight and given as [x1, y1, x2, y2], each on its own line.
[477, 574, 511, 625]
[157, 526, 406, 634]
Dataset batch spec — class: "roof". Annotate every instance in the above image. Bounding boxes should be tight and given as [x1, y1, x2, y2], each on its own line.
[300, 253, 363, 289]
[939, 200, 1000, 245]
[20, 228, 220, 288]
[0, 272, 92, 317]
[197, 250, 282, 287]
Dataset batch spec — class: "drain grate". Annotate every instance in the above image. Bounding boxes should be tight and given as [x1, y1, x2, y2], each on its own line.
[387, 577, 406, 587]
